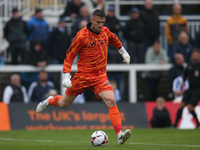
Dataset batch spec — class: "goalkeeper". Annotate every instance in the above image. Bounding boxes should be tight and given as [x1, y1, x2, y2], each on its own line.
[36, 9, 131, 145]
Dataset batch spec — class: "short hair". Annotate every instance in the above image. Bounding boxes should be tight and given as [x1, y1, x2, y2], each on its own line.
[10, 74, 20, 81]
[156, 97, 165, 103]
[92, 9, 106, 18]
[174, 53, 183, 60]
[178, 31, 188, 41]
[192, 48, 200, 54]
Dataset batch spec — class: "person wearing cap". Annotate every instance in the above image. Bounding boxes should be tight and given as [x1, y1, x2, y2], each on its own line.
[105, 5, 125, 101]
[123, 7, 146, 63]
[3, 7, 29, 64]
[27, 8, 50, 49]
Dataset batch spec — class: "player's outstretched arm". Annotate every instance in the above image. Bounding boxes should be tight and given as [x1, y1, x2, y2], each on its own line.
[62, 73, 72, 88]
[118, 46, 130, 65]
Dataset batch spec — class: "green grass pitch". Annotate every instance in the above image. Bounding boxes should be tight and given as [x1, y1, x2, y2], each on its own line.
[0, 129, 200, 150]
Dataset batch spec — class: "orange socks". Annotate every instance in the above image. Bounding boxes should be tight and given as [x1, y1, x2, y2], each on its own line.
[48, 95, 63, 106]
[109, 106, 122, 135]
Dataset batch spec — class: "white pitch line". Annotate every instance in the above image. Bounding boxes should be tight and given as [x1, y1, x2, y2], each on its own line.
[0, 138, 200, 148]
[128, 142, 200, 148]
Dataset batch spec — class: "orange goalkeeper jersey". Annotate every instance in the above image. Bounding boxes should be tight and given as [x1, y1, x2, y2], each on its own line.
[63, 23, 123, 76]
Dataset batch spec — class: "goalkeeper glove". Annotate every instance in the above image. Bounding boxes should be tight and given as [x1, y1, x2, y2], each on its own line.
[62, 73, 72, 88]
[118, 46, 130, 65]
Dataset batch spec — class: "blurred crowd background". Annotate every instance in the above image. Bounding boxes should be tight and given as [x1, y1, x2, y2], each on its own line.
[0, 0, 200, 104]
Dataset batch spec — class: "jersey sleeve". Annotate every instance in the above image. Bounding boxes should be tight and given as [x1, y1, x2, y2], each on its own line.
[63, 31, 84, 73]
[107, 28, 123, 49]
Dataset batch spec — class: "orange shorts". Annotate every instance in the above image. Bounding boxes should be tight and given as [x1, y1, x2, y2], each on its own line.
[65, 72, 113, 97]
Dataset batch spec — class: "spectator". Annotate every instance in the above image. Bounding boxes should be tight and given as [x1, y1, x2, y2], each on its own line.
[168, 53, 186, 85]
[105, 5, 121, 63]
[105, 5, 125, 100]
[79, 20, 88, 29]
[82, 0, 105, 16]
[172, 31, 193, 63]
[140, 0, 160, 49]
[110, 80, 121, 102]
[123, 7, 146, 63]
[26, 39, 49, 67]
[150, 97, 171, 128]
[28, 71, 55, 102]
[172, 75, 189, 102]
[21, 39, 49, 89]
[72, 6, 90, 37]
[172, 23, 193, 45]
[3, 74, 29, 104]
[27, 8, 50, 49]
[46, 18, 71, 64]
[3, 8, 29, 64]
[194, 29, 200, 48]
[145, 40, 168, 100]
[60, 0, 85, 19]
[165, 4, 188, 58]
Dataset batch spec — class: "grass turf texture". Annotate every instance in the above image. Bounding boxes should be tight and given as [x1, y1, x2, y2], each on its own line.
[0, 129, 200, 150]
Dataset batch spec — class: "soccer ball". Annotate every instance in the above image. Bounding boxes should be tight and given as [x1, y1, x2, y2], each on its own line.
[91, 130, 108, 147]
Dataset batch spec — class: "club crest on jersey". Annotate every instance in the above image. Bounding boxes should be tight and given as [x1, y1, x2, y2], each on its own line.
[90, 41, 96, 46]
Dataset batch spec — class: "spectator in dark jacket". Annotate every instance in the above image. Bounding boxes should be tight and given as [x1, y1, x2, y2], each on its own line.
[150, 97, 171, 128]
[26, 39, 49, 67]
[3, 8, 29, 64]
[123, 7, 146, 63]
[104, 5, 125, 101]
[46, 18, 71, 64]
[28, 71, 55, 102]
[140, 0, 160, 49]
[172, 31, 193, 63]
[72, 6, 90, 37]
[194, 29, 200, 48]
[168, 53, 185, 85]
[27, 8, 50, 49]
[60, 0, 85, 19]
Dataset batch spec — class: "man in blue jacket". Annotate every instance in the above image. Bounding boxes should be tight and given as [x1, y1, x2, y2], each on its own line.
[27, 8, 50, 49]
[172, 31, 193, 63]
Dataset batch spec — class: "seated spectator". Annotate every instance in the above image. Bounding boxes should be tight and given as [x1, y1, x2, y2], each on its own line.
[82, 0, 105, 15]
[172, 75, 189, 102]
[72, 6, 90, 36]
[26, 39, 49, 67]
[3, 8, 29, 64]
[165, 4, 188, 58]
[28, 71, 56, 102]
[3, 74, 29, 104]
[60, 0, 85, 19]
[27, 8, 50, 49]
[79, 20, 88, 29]
[194, 29, 200, 48]
[168, 53, 186, 86]
[110, 80, 121, 102]
[172, 31, 193, 63]
[46, 18, 71, 64]
[145, 40, 168, 100]
[123, 7, 146, 63]
[150, 97, 171, 128]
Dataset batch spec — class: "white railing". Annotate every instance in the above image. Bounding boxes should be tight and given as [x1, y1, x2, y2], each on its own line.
[0, 64, 172, 103]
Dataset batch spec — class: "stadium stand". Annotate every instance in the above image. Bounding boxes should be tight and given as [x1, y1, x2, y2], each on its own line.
[0, 0, 200, 102]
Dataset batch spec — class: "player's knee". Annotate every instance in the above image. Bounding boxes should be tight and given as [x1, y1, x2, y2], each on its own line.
[179, 102, 186, 109]
[105, 97, 116, 107]
[187, 105, 194, 112]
